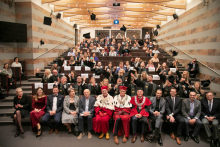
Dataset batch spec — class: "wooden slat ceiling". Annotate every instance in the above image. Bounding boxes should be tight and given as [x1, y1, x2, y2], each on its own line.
[42, 0, 186, 28]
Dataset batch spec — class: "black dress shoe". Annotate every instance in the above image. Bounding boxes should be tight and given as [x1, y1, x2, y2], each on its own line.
[14, 130, 20, 137]
[36, 129, 42, 138]
[191, 135, 199, 144]
[210, 138, 215, 147]
[184, 135, 189, 142]
[158, 135, 163, 146]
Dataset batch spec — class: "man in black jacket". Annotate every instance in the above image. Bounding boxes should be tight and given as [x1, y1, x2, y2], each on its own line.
[165, 87, 184, 145]
[187, 58, 199, 78]
[41, 85, 64, 134]
[77, 89, 96, 139]
[201, 92, 220, 147]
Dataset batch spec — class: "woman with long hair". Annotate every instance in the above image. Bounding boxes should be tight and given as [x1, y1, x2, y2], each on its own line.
[138, 71, 148, 82]
[30, 87, 47, 137]
[2, 63, 14, 88]
[36, 68, 51, 83]
[146, 59, 155, 68]
[68, 56, 76, 66]
[191, 82, 205, 100]
[151, 53, 159, 62]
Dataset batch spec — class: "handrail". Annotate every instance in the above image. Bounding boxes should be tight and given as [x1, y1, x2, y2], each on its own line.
[161, 39, 220, 76]
[34, 37, 74, 60]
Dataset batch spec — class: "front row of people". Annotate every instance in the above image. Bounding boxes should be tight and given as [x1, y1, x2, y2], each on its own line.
[13, 86, 220, 147]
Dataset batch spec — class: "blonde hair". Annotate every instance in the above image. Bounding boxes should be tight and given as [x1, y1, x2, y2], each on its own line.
[16, 88, 22, 94]
[182, 71, 189, 83]
[44, 69, 51, 79]
[141, 71, 148, 81]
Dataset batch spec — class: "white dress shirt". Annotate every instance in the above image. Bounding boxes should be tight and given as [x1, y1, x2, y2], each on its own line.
[144, 34, 150, 39]
[52, 96, 58, 111]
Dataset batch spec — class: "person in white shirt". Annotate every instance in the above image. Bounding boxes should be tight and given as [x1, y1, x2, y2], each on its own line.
[152, 47, 160, 54]
[11, 57, 23, 72]
[131, 44, 139, 50]
[67, 48, 75, 56]
[116, 33, 122, 39]
[109, 47, 117, 56]
[144, 32, 150, 39]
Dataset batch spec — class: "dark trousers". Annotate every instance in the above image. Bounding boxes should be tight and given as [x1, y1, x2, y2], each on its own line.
[114, 118, 121, 136]
[202, 118, 219, 140]
[41, 112, 62, 129]
[131, 115, 148, 135]
[189, 70, 199, 78]
[183, 117, 202, 137]
[150, 114, 163, 134]
[78, 115, 93, 132]
[167, 115, 184, 137]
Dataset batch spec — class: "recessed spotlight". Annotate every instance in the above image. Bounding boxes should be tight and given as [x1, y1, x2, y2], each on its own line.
[164, 5, 165, 6]
[152, 9, 153, 10]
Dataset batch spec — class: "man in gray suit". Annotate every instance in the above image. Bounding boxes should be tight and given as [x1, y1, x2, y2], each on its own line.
[148, 89, 166, 146]
[182, 91, 202, 144]
[77, 89, 96, 140]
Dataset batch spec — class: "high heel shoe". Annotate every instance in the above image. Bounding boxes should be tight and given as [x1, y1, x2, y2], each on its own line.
[14, 130, 20, 137]
[36, 129, 42, 138]
[20, 130, 25, 134]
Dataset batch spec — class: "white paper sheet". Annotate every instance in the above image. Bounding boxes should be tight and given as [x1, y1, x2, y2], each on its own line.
[93, 74, 100, 79]
[81, 73, 88, 78]
[148, 67, 155, 72]
[153, 75, 160, 80]
[48, 83, 54, 89]
[75, 66, 81, 70]
[64, 66, 71, 71]
[85, 67, 91, 71]
[35, 83, 43, 89]
[170, 68, 176, 73]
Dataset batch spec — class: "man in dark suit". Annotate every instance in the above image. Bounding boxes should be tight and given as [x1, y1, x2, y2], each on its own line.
[147, 49, 154, 57]
[48, 69, 61, 84]
[41, 85, 64, 134]
[148, 89, 166, 146]
[187, 58, 199, 78]
[99, 49, 107, 56]
[77, 89, 96, 140]
[182, 91, 202, 144]
[58, 76, 70, 96]
[165, 87, 184, 145]
[201, 92, 220, 147]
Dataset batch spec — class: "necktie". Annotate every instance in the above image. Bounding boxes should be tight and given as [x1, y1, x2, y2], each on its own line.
[209, 101, 212, 112]
[172, 97, 175, 111]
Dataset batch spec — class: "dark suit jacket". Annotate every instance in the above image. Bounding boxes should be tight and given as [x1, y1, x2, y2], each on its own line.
[187, 62, 199, 72]
[182, 98, 201, 119]
[46, 94, 64, 113]
[201, 98, 220, 121]
[13, 94, 30, 111]
[79, 96, 96, 115]
[147, 53, 155, 57]
[165, 96, 182, 117]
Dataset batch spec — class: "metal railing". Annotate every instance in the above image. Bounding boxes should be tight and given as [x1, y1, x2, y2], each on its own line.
[161, 39, 220, 76]
[34, 37, 74, 60]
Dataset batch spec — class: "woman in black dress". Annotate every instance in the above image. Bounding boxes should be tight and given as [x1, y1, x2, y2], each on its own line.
[13, 88, 30, 137]
[68, 71, 77, 83]
[35, 68, 51, 83]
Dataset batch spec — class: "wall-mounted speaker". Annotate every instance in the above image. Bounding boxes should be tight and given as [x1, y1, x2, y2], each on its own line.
[43, 16, 52, 26]
[74, 24, 77, 28]
[56, 13, 61, 19]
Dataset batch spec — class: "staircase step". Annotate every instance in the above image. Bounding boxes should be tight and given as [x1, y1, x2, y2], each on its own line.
[8, 90, 32, 96]
[28, 78, 41, 82]
[190, 78, 200, 81]
[0, 108, 14, 116]
[44, 66, 51, 69]
[0, 116, 13, 124]
[27, 75, 36, 79]
[20, 86, 32, 91]
[2, 96, 14, 102]
[20, 80, 39, 86]
[0, 102, 13, 109]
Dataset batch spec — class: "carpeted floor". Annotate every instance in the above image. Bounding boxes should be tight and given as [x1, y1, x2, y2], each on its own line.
[0, 125, 210, 147]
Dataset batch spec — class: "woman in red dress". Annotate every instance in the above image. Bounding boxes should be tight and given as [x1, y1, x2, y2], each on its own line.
[30, 87, 47, 137]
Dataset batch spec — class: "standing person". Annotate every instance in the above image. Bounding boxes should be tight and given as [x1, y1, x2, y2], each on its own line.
[113, 86, 132, 144]
[148, 89, 165, 146]
[130, 88, 152, 143]
[13, 88, 30, 137]
[11, 57, 23, 72]
[201, 92, 220, 147]
[62, 88, 79, 135]
[30, 87, 47, 137]
[93, 86, 114, 140]
[182, 91, 202, 144]
[78, 89, 96, 139]
[144, 32, 150, 40]
[41, 86, 64, 134]
[165, 87, 184, 145]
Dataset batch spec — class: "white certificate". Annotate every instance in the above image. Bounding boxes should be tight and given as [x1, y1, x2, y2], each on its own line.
[35, 83, 43, 89]
[81, 73, 88, 78]
[64, 66, 71, 71]
[75, 66, 81, 70]
[170, 68, 176, 73]
[93, 74, 100, 79]
[85, 67, 91, 71]
[153, 75, 160, 80]
[130, 67, 134, 70]
[148, 67, 155, 72]
[48, 83, 54, 89]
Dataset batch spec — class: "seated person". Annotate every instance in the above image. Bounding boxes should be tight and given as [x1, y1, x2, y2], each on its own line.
[152, 47, 160, 54]
[147, 42, 154, 48]
[146, 59, 155, 68]
[142, 43, 148, 50]
[83, 43, 88, 49]
[68, 56, 76, 66]
[156, 62, 168, 77]
[132, 57, 140, 68]
[11, 57, 23, 73]
[68, 71, 77, 83]
[182, 91, 202, 144]
[67, 48, 75, 56]
[89, 43, 95, 50]
[91, 62, 103, 75]
[187, 58, 199, 78]
[151, 53, 159, 62]
[114, 62, 128, 74]
[124, 61, 132, 71]
[84, 77, 101, 95]
[116, 43, 123, 54]
[48, 69, 60, 83]
[169, 60, 177, 68]
[41, 86, 64, 134]
[176, 69, 191, 85]
[78, 89, 96, 139]
[137, 71, 148, 82]
[109, 47, 117, 56]
[110, 41, 115, 47]
[136, 62, 147, 74]
[104, 46, 109, 53]
[131, 35, 136, 41]
[2, 63, 14, 88]
[144, 32, 150, 39]
[130, 88, 152, 143]
[30, 87, 47, 137]
[93, 37, 99, 44]
[190, 82, 204, 100]
[93, 44, 102, 52]
[36, 68, 51, 83]
[58, 76, 70, 95]
[62, 88, 79, 135]
[145, 39, 149, 45]
[13, 88, 30, 137]
[99, 49, 107, 56]
[51, 62, 60, 73]
[147, 49, 154, 57]
[131, 44, 138, 50]
[92, 53, 99, 62]
[116, 33, 122, 39]
[201, 92, 220, 146]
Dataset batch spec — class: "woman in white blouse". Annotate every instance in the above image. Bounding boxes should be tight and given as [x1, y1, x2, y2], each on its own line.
[109, 47, 117, 56]
[11, 57, 22, 72]
[152, 47, 160, 54]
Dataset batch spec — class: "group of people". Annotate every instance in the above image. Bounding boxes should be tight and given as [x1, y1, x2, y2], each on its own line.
[13, 83, 220, 147]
